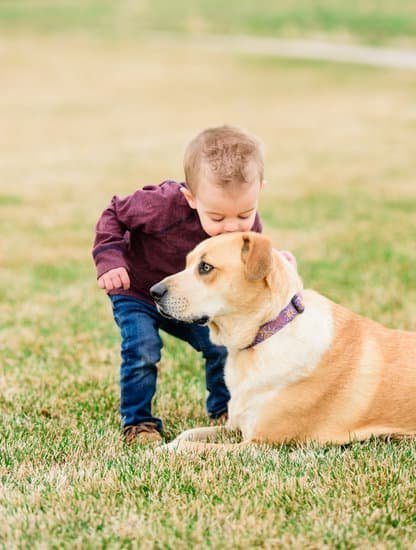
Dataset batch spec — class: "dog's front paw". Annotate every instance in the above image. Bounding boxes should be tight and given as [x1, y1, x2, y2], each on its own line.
[155, 438, 182, 453]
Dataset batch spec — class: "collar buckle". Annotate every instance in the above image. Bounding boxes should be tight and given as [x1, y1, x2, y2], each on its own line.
[243, 293, 304, 350]
[291, 294, 305, 314]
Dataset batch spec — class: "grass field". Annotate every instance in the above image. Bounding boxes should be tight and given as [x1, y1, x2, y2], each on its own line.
[1, 5, 416, 548]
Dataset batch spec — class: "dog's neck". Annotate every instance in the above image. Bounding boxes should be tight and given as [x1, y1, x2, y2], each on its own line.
[242, 294, 305, 349]
[208, 314, 264, 350]
[208, 291, 298, 351]
[209, 258, 304, 350]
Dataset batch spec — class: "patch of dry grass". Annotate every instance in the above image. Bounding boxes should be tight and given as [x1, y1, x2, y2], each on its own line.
[1, 33, 416, 547]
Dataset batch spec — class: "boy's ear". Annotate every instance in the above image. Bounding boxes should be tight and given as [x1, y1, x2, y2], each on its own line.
[180, 186, 196, 209]
[241, 233, 273, 281]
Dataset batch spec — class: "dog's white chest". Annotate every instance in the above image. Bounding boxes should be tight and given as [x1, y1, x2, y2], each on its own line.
[225, 298, 333, 439]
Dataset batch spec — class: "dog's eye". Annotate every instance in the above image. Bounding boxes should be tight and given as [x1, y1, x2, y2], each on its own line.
[198, 261, 214, 275]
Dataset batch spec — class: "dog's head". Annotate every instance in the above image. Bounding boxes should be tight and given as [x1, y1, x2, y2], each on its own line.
[150, 232, 302, 341]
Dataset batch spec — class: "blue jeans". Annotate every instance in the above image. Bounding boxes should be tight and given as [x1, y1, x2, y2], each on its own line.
[109, 295, 230, 432]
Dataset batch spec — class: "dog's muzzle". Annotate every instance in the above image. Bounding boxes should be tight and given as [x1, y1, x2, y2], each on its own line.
[150, 282, 168, 302]
[150, 282, 173, 319]
[191, 315, 210, 326]
[150, 282, 210, 325]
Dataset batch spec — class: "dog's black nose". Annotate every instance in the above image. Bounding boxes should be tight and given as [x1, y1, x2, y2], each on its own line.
[150, 283, 168, 302]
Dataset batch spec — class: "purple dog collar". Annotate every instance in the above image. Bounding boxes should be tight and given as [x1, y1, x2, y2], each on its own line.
[243, 293, 305, 350]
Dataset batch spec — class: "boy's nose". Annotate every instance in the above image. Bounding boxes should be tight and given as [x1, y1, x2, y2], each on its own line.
[223, 221, 239, 232]
[150, 282, 168, 302]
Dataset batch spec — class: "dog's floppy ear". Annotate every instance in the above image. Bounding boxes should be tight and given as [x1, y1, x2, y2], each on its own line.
[241, 233, 273, 281]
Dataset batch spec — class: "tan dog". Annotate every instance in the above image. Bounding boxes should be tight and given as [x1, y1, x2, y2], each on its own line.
[150, 232, 416, 451]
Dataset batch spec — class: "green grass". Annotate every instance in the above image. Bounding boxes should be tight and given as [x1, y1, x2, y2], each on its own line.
[2, 189, 416, 547]
[0, 0, 416, 45]
[1, 26, 416, 547]
[2, 435, 415, 547]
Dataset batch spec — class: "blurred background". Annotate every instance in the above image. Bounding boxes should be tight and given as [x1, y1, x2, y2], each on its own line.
[2, 0, 415, 314]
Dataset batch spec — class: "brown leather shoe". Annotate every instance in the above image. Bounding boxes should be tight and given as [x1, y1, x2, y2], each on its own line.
[123, 422, 162, 446]
[215, 412, 228, 425]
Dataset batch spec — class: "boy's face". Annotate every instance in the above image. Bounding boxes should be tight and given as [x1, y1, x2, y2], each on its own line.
[181, 169, 262, 237]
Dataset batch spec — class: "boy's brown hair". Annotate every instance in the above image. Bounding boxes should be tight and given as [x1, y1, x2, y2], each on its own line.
[184, 125, 264, 192]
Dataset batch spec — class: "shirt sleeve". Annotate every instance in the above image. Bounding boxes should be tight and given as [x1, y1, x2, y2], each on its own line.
[92, 185, 164, 278]
[252, 212, 263, 233]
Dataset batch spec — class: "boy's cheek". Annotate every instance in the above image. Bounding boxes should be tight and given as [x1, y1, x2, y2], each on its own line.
[245, 215, 257, 231]
[199, 218, 217, 237]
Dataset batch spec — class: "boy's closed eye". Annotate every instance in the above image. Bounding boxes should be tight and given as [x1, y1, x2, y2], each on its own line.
[209, 208, 255, 223]
[210, 215, 252, 222]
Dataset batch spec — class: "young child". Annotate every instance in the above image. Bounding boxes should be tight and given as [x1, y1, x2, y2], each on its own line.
[92, 125, 264, 445]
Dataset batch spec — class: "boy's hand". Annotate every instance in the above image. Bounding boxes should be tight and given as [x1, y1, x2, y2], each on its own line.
[273, 249, 298, 271]
[98, 267, 130, 291]
[279, 250, 297, 270]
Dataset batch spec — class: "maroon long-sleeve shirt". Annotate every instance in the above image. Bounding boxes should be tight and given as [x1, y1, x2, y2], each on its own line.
[92, 180, 262, 304]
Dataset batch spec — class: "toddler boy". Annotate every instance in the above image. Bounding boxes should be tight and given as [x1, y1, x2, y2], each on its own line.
[92, 125, 264, 445]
